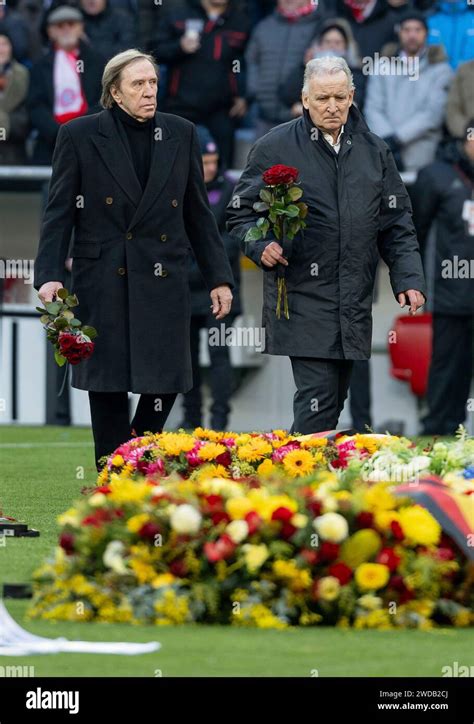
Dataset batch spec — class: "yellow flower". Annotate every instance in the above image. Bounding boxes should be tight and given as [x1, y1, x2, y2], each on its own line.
[273, 559, 312, 591]
[57, 508, 80, 527]
[355, 563, 390, 591]
[291, 513, 308, 528]
[283, 449, 316, 477]
[159, 433, 195, 456]
[192, 464, 230, 482]
[193, 427, 225, 442]
[226, 496, 254, 520]
[154, 589, 190, 624]
[111, 454, 124, 467]
[364, 483, 397, 512]
[247, 489, 298, 521]
[257, 458, 274, 476]
[374, 509, 401, 533]
[317, 576, 341, 601]
[130, 559, 156, 584]
[357, 594, 383, 610]
[237, 438, 272, 462]
[126, 513, 150, 533]
[197, 442, 227, 461]
[108, 479, 151, 504]
[340, 529, 382, 568]
[354, 434, 382, 454]
[299, 437, 328, 448]
[399, 505, 441, 546]
[152, 573, 176, 588]
[241, 544, 269, 573]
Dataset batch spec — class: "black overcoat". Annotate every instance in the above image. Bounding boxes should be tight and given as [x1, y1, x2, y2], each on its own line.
[33, 108, 234, 393]
[226, 105, 426, 360]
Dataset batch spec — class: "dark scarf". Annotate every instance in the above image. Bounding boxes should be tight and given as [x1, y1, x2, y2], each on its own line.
[110, 102, 154, 191]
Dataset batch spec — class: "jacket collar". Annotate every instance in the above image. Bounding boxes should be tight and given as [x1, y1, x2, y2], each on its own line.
[91, 109, 179, 231]
[302, 103, 369, 138]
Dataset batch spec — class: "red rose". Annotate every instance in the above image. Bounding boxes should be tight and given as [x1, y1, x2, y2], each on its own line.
[169, 559, 188, 577]
[319, 541, 340, 561]
[244, 511, 262, 535]
[271, 506, 294, 523]
[328, 562, 353, 585]
[262, 164, 299, 186]
[390, 520, 404, 540]
[138, 521, 161, 541]
[356, 511, 374, 529]
[215, 450, 232, 467]
[376, 547, 401, 572]
[204, 534, 236, 563]
[211, 511, 231, 526]
[300, 548, 318, 566]
[59, 532, 75, 555]
[280, 521, 297, 540]
[307, 499, 323, 517]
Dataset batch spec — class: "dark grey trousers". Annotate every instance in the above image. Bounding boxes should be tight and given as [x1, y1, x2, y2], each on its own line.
[289, 357, 354, 434]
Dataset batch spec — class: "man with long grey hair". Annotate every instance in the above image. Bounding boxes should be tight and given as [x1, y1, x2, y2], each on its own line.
[227, 55, 426, 434]
[34, 48, 234, 469]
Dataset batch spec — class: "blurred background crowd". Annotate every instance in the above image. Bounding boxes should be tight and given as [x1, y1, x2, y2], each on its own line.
[0, 0, 473, 436]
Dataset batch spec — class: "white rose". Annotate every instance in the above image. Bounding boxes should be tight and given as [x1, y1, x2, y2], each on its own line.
[103, 541, 127, 575]
[226, 519, 249, 543]
[313, 512, 349, 543]
[412, 455, 431, 472]
[170, 504, 202, 534]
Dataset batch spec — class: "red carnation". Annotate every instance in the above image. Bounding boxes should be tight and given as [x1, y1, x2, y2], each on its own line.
[138, 521, 161, 541]
[204, 534, 236, 563]
[211, 511, 230, 526]
[244, 510, 262, 535]
[169, 559, 188, 577]
[328, 562, 353, 585]
[280, 521, 297, 540]
[307, 499, 323, 517]
[300, 548, 318, 566]
[59, 532, 75, 555]
[377, 547, 401, 572]
[271, 506, 294, 523]
[262, 164, 299, 186]
[215, 450, 232, 467]
[356, 511, 374, 529]
[319, 541, 340, 562]
[390, 520, 404, 540]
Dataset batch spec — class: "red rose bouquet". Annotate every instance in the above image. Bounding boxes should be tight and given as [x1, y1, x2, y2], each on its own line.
[244, 164, 308, 319]
[36, 287, 97, 367]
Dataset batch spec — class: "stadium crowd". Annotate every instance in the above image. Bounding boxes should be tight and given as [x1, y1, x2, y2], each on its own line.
[0, 0, 473, 434]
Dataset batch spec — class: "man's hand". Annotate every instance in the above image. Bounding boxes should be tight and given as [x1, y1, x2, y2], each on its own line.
[210, 285, 233, 320]
[261, 241, 288, 268]
[180, 34, 200, 54]
[229, 97, 247, 118]
[38, 281, 64, 304]
[397, 289, 425, 315]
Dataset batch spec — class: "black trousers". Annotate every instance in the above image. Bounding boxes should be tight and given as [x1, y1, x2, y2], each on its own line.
[88, 391, 177, 471]
[349, 359, 372, 432]
[289, 357, 354, 434]
[422, 313, 473, 435]
[182, 314, 235, 430]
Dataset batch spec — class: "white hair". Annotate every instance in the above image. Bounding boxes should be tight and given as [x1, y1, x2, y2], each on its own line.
[302, 56, 354, 94]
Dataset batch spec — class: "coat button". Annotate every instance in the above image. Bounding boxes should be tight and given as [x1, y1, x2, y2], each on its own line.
[171, 199, 178, 207]
[160, 234, 167, 242]
[346, 139, 351, 145]
[117, 267, 126, 275]
[105, 196, 113, 204]
[126, 232, 133, 240]
[161, 269, 168, 277]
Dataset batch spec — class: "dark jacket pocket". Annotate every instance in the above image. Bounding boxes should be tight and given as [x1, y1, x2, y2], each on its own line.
[71, 241, 102, 259]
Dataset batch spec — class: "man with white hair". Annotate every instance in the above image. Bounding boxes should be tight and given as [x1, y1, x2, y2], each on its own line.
[227, 55, 426, 434]
[34, 49, 234, 469]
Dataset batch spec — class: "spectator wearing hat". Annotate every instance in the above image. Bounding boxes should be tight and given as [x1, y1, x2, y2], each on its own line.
[364, 10, 452, 172]
[245, 0, 323, 138]
[446, 60, 474, 140]
[27, 5, 105, 164]
[179, 125, 242, 430]
[79, 0, 137, 62]
[279, 17, 367, 117]
[412, 120, 474, 434]
[427, 0, 474, 70]
[152, 0, 250, 170]
[0, 24, 29, 165]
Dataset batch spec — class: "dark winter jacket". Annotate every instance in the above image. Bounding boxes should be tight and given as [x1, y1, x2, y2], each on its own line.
[188, 172, 241, 316]
[412, 147, 474, 316]
[227, 104, 426, 360]
[152, 0, 250, 119]
[81, 3, 137, 62]
[322, 0, 399, 58]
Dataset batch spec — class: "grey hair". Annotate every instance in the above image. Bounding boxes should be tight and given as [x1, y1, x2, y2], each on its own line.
[100, 49, 159, 109]
[302, 56, 354, 94]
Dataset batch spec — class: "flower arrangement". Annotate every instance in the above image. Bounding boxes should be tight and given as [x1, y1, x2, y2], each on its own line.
[36, 288, 97, 367]
[244, 164, 308, 319]
[29, 431, 474, 629]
